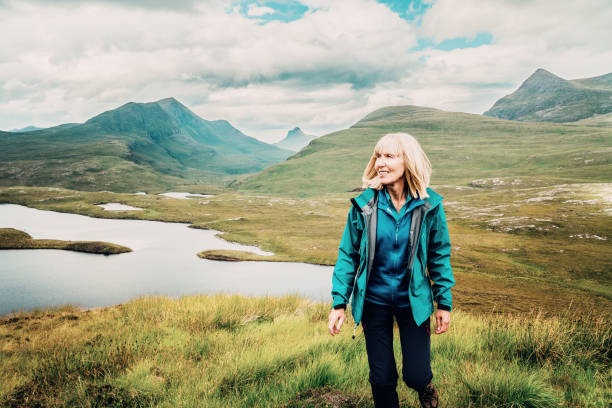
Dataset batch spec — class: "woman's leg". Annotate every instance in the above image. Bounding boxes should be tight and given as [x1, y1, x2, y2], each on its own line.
[362, 301, 400, 408]
[395, 307, 433, 391]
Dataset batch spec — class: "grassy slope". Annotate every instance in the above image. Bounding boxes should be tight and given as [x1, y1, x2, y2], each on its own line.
[0, 295, 609, 407]
[237, 106, 612, 196]
[569, 112, 612, 128]
[0, 128, 190, 192]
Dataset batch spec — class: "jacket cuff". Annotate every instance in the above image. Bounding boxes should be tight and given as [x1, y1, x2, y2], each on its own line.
[437, 303, 451, 312]
[332, 294, 348, 309]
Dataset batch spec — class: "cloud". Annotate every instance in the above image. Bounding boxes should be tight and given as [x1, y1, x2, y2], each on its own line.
[0, 0, 610, 142]
[0, 0, 228, 12]
[0, 0, 420, 138]
[247, 4, 275, 17]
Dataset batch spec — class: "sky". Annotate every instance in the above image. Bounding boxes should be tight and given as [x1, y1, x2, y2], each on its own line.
[0, 0, 611, 142]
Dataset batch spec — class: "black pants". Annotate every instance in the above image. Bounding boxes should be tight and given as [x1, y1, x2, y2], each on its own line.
[362, 300, 432, 408]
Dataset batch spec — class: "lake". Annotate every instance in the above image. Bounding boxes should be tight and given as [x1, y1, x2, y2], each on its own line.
[0, 204, 333, 316]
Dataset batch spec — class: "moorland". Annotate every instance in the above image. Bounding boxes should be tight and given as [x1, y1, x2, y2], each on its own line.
[1, 72, 611, 406]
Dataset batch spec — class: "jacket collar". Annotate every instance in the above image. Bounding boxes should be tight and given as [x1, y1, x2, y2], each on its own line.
[352, 186, 442, 213]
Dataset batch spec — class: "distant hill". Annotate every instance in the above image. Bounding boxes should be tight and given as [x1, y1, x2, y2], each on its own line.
[237, 105, 612, 196]
[273, 127, 317, 151]
[0, 98, 292, 192]
[484, 69, 612, 123]
[569, 112, 612, 127]
[8, 126, 44, 133]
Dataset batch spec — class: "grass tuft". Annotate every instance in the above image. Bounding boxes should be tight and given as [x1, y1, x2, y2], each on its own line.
[460, 364, 561, 408]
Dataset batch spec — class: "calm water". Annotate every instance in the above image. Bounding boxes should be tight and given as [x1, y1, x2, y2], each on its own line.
[158, 192, 215, 199]
[0, 204, 333, 315]
[96, 203, 144, 211]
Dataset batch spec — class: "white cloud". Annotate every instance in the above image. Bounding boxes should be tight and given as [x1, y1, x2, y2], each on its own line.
[247, 4, 275, 17]
[421, 0, 612, 49]
[0, 0, 419, 138]
[412, 0, 612, 113]
[0, 0, 610, 141]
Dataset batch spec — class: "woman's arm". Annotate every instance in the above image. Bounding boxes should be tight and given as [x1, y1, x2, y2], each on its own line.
[329, 204, 363, 335]
[331, 204, 363, 309]
[427, 203, 455, 312]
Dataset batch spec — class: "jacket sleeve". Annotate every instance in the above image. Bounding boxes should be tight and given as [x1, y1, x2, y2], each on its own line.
[427, 202, 455, 311]
[331, 204, 363, 309]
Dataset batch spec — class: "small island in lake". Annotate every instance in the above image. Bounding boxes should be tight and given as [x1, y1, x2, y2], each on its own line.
[0, 228, 132, 255]
[197, 249, 276, 262]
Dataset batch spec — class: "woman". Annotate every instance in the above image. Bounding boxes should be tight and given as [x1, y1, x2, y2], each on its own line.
[328, 133, 454, 408]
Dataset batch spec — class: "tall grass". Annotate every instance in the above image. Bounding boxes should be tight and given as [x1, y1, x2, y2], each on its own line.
[1, 295, 610, 407]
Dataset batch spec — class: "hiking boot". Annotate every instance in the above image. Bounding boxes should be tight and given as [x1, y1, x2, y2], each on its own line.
[418, 382, 438, 408]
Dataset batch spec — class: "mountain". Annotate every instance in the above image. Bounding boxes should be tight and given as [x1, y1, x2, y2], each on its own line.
[273, 127, 317, 151]
[8, 126, 44, 132]
[483, 69, 612, 123]
[237, 105, 612, 196]
[0, 98, 292, 192]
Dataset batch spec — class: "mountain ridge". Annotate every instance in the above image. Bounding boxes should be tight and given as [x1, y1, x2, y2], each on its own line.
[0, 98, 292, 191]
[8, 125, 44, 133]
[484, 69, 612, 123]
[273, 127, 317, 152]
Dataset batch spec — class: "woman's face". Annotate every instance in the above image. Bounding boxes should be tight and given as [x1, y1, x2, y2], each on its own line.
[374, 150, 405, 185]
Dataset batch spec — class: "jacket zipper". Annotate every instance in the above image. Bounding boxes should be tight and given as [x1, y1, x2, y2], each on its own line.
[395, 222, 399, 247]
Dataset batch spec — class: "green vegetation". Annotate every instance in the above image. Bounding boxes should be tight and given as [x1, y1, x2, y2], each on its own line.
[1, 295, 609, 407]
[0, 98, 292, 192]
[0, 228, 131, 255]
[484, 69, 612, 123]
[1, 184, 610, 317]
[569, 112, 612, 128]
[237, 105, 612, 196]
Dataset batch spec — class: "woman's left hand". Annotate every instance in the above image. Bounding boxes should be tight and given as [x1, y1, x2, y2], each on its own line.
[434, 310, 450, 334]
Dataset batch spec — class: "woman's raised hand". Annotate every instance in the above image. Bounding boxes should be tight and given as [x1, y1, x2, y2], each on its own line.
[328, 308, 346, 336]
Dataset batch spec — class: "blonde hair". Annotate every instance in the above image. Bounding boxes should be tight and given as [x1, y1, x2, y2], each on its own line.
[362, 133, 431, 199]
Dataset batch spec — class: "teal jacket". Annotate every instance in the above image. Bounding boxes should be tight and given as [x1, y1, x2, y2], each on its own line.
[331, 187, 455, 327]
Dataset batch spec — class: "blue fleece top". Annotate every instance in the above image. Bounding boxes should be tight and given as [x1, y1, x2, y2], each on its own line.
[364, 187, 425, 307]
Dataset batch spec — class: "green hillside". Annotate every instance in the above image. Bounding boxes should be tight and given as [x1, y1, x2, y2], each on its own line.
[0, 98, 292, 192]
[237, 105, 612, 196]
[484, 69, 612, 123]
[569, 112, 612, 128]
